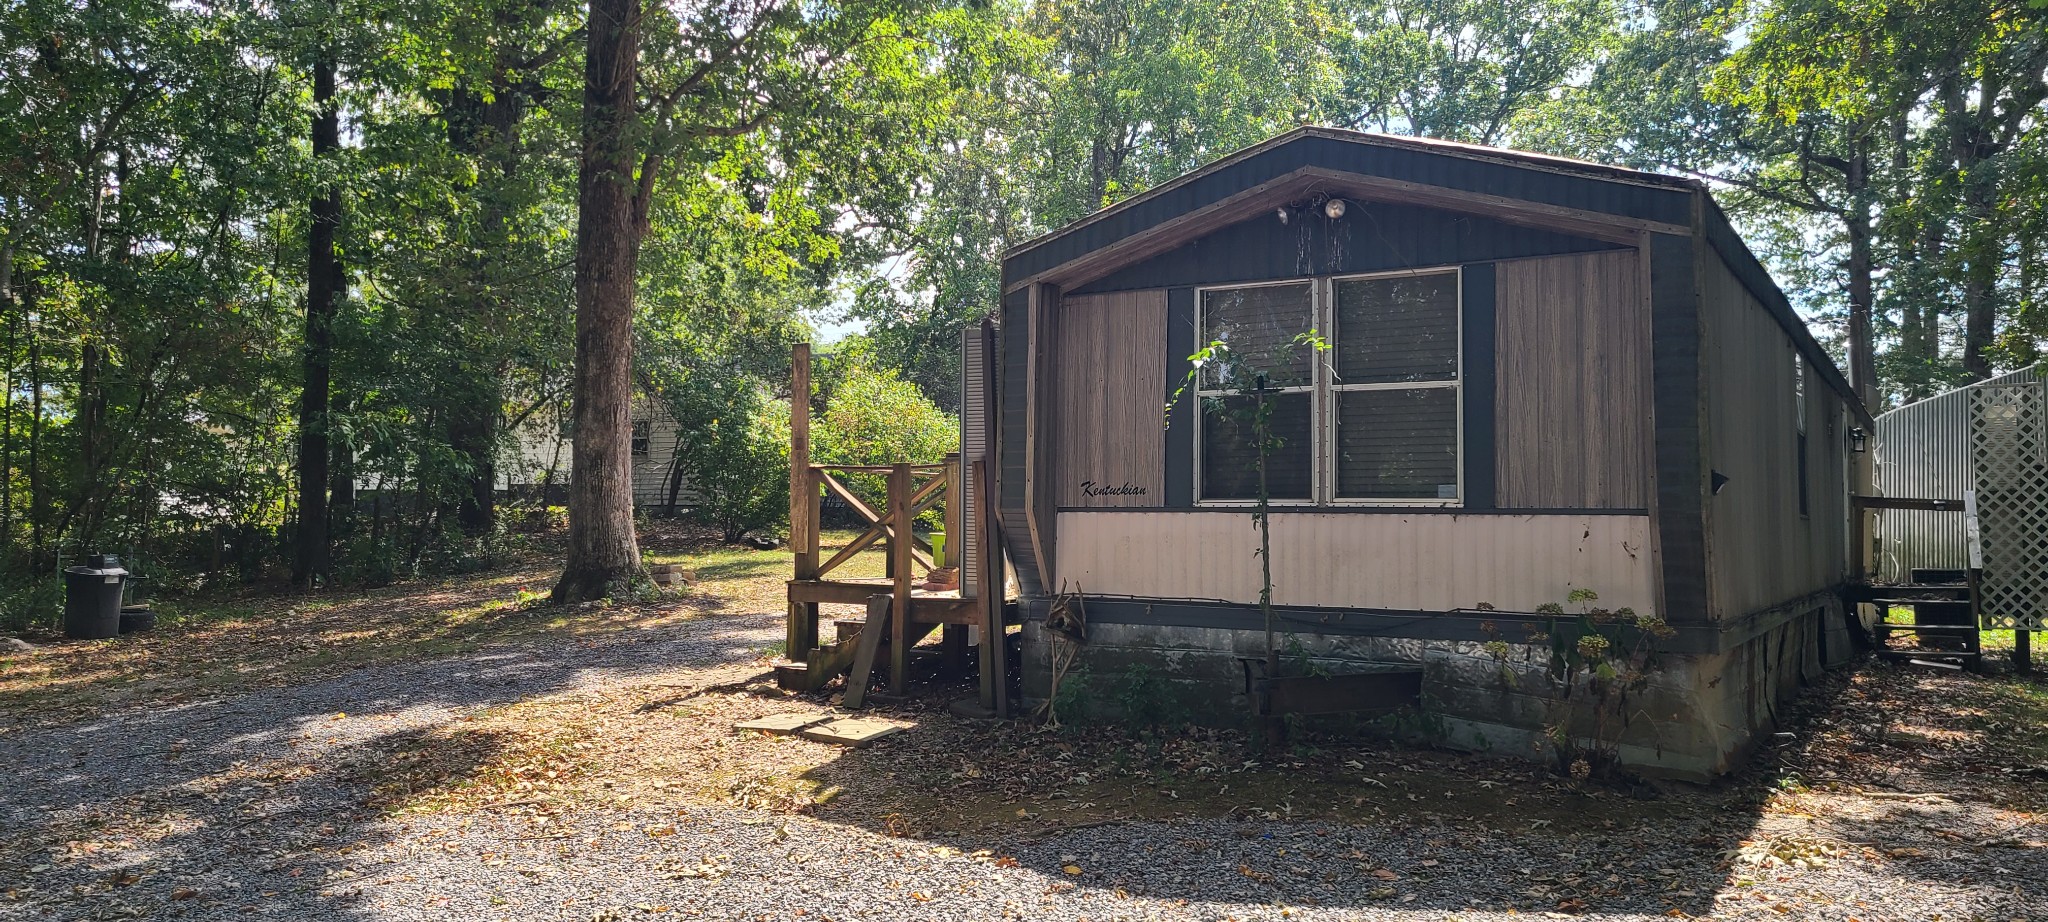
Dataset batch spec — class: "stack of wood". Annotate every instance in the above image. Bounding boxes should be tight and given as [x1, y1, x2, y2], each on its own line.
[648, 563, 695, 587]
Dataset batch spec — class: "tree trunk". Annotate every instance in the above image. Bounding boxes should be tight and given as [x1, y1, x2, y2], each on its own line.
[294, 41, 342, 588]
[27, 284, 44, 567]
[1, 285, 14, 550]
[552, 0, 644, 601]
[1960, 178, 1998, 380]
[1844, 149, 1877, 410]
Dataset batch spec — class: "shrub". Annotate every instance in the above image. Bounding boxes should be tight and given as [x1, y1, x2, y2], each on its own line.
[677, 388, 791, 543]
[812, 369, 957, 525]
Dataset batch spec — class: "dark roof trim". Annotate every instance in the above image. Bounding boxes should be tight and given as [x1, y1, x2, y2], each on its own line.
[1005, 164, 1691, 294]
[1698, 196, 1873, 425]
[1005, 126, 1702, 265]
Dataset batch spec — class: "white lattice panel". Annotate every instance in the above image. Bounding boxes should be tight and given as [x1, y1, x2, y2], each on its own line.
[1969, 383, 2048, 630]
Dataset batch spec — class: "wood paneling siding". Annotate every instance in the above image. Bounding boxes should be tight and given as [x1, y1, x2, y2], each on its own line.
[1055, 511, 1657, 615]
[1495, 250, 1652, 509]
[1053, 290, 1169, 506]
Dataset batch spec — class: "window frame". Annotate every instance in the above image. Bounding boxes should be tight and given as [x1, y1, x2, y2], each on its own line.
[1192, 278, 1323, 508]
[1192, 267, 1464, 508]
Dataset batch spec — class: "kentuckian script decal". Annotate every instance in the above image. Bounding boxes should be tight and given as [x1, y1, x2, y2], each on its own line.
[1079, 481, 1148, 499]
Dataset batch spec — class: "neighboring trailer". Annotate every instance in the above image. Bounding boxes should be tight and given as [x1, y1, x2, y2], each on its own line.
[989, 127, 1872, 779]
[501, 391, 699, 510]
[1872, 365, 2044, 581]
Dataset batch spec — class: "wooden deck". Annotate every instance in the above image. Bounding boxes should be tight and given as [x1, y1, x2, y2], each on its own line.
[779, 341, 1012, 713]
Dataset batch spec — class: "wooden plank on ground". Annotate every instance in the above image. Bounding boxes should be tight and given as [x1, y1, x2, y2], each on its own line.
[734, 713, 830, 735]
[842, 593, 891, 709]
[799, 717, 905, 748]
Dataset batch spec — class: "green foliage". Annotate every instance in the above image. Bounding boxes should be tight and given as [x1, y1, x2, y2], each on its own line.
[677, 390, 793, 543]
[813, 367, 958, 526]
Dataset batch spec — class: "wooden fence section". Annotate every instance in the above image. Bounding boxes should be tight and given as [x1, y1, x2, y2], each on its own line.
[780, 343, 1011, 713]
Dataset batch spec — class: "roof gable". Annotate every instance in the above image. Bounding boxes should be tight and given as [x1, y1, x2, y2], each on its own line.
[1002, 127, 1700, 292]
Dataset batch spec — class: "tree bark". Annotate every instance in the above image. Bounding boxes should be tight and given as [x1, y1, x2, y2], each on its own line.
[1844, 148, 1877, 410]
[552, 0, 644, 601]
[27, 282, 44, 567]
[294, 40, 342, 588]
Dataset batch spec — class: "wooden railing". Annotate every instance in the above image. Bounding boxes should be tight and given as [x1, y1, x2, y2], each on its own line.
[798, 461, 954, 581]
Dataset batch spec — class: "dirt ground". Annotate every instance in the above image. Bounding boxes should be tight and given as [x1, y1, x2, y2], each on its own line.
[3, 523, 2045, 920]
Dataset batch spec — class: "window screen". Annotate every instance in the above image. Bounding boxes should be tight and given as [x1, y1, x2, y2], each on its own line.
[1200, 393, 1314, 501]
[1334, 273, 1459, 384]
[1200, 283, 1316, 389]
[1192, 271, 1462, 505]
[1336, 388, 1459, 499]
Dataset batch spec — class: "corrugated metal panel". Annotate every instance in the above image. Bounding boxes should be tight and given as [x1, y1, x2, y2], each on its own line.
[1054, 510, 1657, 615]
[960, 327, 985, 597]
[1495, 250, 1650, 508]
[1005, 130, 1694, 285]
[1073, 199, 1623, 295]
[1873, 364, 2043, 581]
[1698, 251, 1850, 619]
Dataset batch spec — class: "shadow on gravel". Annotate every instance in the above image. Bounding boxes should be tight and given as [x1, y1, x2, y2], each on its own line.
[772, 654, 2048, 919]
[0, 614, 779, 920]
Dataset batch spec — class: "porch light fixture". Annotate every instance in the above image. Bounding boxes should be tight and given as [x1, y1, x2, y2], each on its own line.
[1849, 427, 1868, 453]
[1323, 197, 1347, 219]
[1275, 207, 1290, 225]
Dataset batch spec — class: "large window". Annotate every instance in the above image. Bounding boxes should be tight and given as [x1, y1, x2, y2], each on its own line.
[1196, 270, 1461, 505]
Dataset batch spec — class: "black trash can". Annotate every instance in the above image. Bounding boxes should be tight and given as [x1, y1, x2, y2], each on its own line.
[63, 554, 128, 640]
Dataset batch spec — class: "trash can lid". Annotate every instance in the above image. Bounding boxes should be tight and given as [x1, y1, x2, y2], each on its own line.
[65, 564, 128, 577]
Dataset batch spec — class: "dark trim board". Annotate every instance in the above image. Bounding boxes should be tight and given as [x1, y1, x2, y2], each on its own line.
[1460, 263, 1498, 511]
[1164, 288, 1196, 507]
[998, 288, 1044, 596]
[1650, 232, 1708, 624]
[1003, 128, 1698, 285]
[1032, 594, 1836, 656]
[1070, 200, 1624, 295]
[1053, 506, 1651, 516]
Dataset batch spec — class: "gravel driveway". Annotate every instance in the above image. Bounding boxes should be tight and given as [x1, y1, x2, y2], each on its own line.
[3, 609, 2042, 922]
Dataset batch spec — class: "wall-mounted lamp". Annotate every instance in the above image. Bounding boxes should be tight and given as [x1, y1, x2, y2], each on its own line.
[1849, 427, 1868, 453]
[1323, 198, 1347, 219]
[1275, 207, 1290, 225]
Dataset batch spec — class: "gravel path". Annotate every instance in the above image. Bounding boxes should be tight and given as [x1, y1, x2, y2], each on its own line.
[3, 610, 2042, 922]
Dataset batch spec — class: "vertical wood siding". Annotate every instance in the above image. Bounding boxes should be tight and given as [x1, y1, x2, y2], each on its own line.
[1495, 250, 1651, 508]
[1055, 511, 1657, 614]
[1699, 254, 1851, 620]
[1054, 290, 1169, 506]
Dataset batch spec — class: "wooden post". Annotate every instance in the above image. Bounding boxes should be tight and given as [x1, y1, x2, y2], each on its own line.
[889, 463, 914, 694]
[787, 343, 817, 659]
[2017, 629, 2033, 674]
[943, 452, 961, 569]
[974, 457, 1009, 716]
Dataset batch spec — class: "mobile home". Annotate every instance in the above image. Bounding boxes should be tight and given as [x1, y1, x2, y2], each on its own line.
[990, 127, 1872, 779]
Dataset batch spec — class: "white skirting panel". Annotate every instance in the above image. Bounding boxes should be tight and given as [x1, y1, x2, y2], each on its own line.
[1055, 511, 1658, 616]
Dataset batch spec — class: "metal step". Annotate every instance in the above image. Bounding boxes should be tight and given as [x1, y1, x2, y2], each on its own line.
[1911, 567, 1970, 584]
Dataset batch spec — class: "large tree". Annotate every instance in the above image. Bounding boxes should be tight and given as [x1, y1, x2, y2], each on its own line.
[554, 0, 965, 600]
